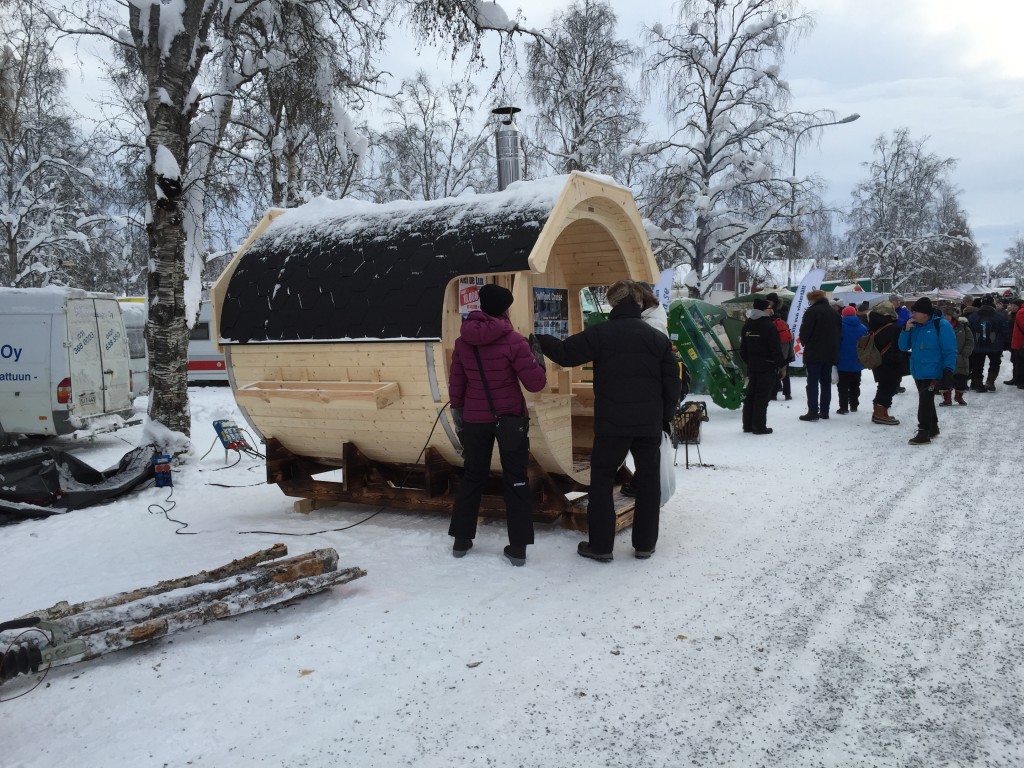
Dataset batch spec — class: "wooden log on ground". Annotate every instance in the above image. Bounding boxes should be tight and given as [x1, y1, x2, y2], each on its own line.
[69, 567, 367, 664]
[20, 544, 289, 621]
[46, 550, 341, 638]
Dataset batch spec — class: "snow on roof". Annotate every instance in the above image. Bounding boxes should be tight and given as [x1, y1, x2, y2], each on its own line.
[0, 286, 118, 313]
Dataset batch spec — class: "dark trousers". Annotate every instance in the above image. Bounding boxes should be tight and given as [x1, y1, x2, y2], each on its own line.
[743, 370, 776, 430]
[1012, 348, 1023, 384]
[776, 367, 791, 398]
[873, 367, 901, 408]
[915, 379, 939, 432]
[837, 370, 862, 411]
[805, 361, 832, 415]
[969, 351, 1001, 387]
[449, 421, 534, 546]
[588, 434, 661, 555]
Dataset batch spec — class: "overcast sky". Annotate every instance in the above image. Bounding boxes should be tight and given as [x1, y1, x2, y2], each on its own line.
[398, 0, 1024, 267]
[60, 0, 1024, 267]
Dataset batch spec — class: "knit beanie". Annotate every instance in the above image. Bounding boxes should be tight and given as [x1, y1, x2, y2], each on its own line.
[910, 296, 934, 315]
[752, 298, 771, 311]
[841, 306, 857, 317]
[478, 284, 514, 317]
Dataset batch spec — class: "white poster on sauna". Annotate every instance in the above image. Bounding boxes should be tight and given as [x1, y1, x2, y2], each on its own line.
[787, 267, 826, 367]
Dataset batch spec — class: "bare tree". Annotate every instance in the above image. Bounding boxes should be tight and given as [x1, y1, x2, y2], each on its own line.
[39, 0, 540, 436]
[993, 235, 1024, 291]
[636, 0, 814, 295]
[847, 129, 973, 291]
[524, 0, 646, 180]
[0, 5, 102, 287]
[369, 71, 493, 202]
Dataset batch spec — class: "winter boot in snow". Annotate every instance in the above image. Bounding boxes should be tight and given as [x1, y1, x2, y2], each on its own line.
[930, 425, 940, 438]
[985, 373, 997, 392]
[452, 538, 473, 558]
[908, 429, 931, 445]
[939, 390, 953, 407]
[872, 403, 900, 425]
[799, 411, 820, 422]
[503, 545, 526, 567]
[577, 541, 613, 562]
[954, 390, 967, 405]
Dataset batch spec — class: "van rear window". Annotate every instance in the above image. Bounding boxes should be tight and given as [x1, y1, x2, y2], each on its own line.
[190, 322, 211, 341]
[127, 328, 146, 359]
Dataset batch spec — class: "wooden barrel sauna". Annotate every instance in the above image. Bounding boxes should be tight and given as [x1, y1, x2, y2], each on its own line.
[211, 172, 659, 526]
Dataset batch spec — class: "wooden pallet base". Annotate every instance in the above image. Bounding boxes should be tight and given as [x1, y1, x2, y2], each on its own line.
[268, 438, 634, 533]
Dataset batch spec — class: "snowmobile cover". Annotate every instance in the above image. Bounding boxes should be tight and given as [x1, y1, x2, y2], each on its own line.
[0, 446, 154, 523]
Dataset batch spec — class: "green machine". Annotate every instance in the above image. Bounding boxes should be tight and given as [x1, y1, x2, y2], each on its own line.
[578, 290, 745, 410]
[667, 299, 744, 410]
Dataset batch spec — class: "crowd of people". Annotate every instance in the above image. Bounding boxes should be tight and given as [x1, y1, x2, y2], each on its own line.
[740, 290, 1023, 445]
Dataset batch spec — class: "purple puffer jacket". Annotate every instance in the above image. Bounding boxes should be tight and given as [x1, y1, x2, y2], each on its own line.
[449, 311, 546, 424]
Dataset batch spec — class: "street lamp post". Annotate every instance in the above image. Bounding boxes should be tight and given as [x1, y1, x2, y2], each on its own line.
[787, 112, 860, 287]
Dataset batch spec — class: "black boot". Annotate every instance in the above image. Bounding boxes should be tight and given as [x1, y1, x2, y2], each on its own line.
[908, 430, 931, 445]
[503, 544, 526, 566]
[452, 538, 473, 558]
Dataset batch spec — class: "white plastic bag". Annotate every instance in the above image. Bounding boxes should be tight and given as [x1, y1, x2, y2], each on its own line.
[660, 432, 676, 506]
[831, 365, 839, 385]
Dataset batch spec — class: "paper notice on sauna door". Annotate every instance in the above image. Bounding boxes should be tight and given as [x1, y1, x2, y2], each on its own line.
[459, 277, 486, 317]
[533, 288, 569, 339]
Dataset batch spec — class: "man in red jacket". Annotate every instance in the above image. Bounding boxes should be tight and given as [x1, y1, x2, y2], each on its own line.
[448, 284, 547, 566]
[1006, 296, 1024, 388]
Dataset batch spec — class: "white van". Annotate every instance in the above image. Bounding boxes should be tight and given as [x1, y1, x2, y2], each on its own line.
[0, 287, 134, 441]
[117, 297, 149, 396]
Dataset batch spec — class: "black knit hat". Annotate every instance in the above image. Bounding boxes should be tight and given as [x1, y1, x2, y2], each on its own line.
[478, 284, 514, 317]
[910, 296, 933, 315]
[752, 298, 771, 311]
[980, 295, 995, 307]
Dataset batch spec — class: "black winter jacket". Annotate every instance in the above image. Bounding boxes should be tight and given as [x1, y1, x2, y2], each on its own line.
[968, 305, 1010, 353]
[537, 301, 681, 438]
[799, 300, 842, 364]
[740, 312, 784, 373]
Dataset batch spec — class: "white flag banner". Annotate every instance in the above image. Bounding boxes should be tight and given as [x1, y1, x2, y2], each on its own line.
[654, 268, 674, 311]
[788, 267, 826, 367]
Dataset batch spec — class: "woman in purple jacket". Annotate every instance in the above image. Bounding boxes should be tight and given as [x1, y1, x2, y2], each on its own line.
[448, 284, 547, 566]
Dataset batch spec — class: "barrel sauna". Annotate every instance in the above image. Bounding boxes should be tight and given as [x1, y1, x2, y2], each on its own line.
[211, 172, 659, 528]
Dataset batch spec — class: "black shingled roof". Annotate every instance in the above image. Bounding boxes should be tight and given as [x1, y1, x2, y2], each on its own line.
[220, 203, 549, 343]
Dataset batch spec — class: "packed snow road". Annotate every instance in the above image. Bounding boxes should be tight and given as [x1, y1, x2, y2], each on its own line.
[1, 384, 1021, 767]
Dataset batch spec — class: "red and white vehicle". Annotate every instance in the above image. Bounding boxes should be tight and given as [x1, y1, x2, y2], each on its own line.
[187, 301, 228, 383]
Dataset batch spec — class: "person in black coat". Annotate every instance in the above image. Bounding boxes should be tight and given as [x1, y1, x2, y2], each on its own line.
[967, 295, 1011, 391]
[739, 298, 784, 434]
[867, 300, 906, 425]
[798, 289, 842, 421]
[537, 279, 681, 562]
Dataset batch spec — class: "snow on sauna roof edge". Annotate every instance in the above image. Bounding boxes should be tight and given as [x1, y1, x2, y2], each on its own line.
[258, 173, 622, 238]
[220, 175, 627, 345]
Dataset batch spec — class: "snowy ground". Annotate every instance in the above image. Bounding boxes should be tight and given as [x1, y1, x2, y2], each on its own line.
[2, 373, 1023, 768]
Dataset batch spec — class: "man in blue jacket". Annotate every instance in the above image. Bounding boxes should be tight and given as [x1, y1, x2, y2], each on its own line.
[897, 297, 958, 445]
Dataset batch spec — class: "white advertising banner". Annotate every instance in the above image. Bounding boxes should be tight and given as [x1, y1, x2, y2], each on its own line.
[787, 267, 826, 367]
[654, 268, 674, 311]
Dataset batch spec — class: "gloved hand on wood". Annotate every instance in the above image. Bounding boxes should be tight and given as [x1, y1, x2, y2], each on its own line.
[528, 333, 545, 369]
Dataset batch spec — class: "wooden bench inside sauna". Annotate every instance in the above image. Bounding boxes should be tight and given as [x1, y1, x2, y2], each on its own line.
[211, 172, 660, 531]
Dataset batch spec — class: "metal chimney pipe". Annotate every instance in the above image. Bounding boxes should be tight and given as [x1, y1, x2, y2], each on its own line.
[492, 106, 523, 191]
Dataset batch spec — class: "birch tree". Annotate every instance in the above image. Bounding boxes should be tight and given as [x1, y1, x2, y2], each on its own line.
[39, 0, 540, 436]
[847, 129, 973, 291]
[524, 0, 646, 180]
[635, 0, 814, 295]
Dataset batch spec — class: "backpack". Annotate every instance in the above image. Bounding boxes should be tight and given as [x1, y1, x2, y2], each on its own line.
[977, 319, 998, 347]
[772, 316, 793, 344]
[856, 331, 887, 369]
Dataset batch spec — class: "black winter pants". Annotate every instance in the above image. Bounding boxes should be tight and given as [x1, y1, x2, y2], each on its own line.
[915, 379, 939, 433]
[873, 367, 901, 409]
[743, 370, 776, 431]
[837, 371, 862, 411]
[969, 351, 1001, 387]
[449, 421, 534, 546]
[588, 434, 661, 556]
